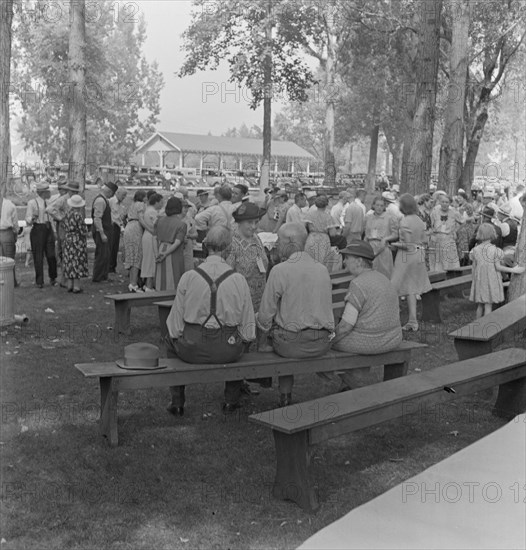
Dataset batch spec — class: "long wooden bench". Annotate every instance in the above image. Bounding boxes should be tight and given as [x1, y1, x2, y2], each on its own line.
[446, 265, 472, 279]
[105, 290, 178, 335]
[74, 341, 426, 447]
[449, 294, 526, 360]
[249, 347, 526, 511]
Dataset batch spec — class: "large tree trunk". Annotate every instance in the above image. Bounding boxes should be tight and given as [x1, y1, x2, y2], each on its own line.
[438, 0, 470, 195]
[384, 128, 402, 188]
[403, 0, 444, 196]
[366, 124, 380, 192]
[260, 0, 272, 194]
[324, 25, 337, 187]
[461, 107, 488, 193]
[508, 206, 526, 301]
[0, 0, 14, 199]
[67, 0, 87, 191]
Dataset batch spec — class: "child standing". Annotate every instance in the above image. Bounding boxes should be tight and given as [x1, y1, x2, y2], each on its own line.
[469, 223, 525, 318]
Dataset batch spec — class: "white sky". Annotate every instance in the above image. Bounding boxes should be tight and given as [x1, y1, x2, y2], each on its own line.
[137, 0, 280, 135]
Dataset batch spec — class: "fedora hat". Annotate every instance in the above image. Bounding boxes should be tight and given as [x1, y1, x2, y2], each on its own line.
[35, 183, 50, 192]
[340, 240, 375, 261]
[115, 343, 168, 371]
[63, 181, 80, 192]
[481, 206, 496, 219]
[382, 191, 396, 203]
[104, 181, 118, 194]
[197, 189, 209, 197]
[67, 194, 85, 208]
[233, 202, 266, 222]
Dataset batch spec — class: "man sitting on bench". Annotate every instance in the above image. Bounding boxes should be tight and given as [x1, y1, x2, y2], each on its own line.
[165, 226, 256, 415]
[256, 222, 335, 407]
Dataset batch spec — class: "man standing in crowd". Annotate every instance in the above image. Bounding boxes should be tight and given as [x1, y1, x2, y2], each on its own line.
[196, 189, 210, 212]
[108, 186, 128, 274]
[509, 183, 524, 220]
[285, 192, 307, 224]
[330, 191, 350, 226]
[25, 183, 57, 288]
[232, 183, 249, 205]
[343, 189, 365, 242]
[165, 226, 255, 415]
[0, 194, 19, 287]
[92, 181, 118, 283]
[257, 222, 334, 406]
[195, 184, 235, 232]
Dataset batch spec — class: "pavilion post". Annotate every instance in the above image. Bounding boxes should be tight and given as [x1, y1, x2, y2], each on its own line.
[199, 154, 203, 175]
[141, 154, 145, 167]
[157, 151, 163, 169]
[306, 161, 310, 175]
[178, 152, 183, 169]
[239, 157, 243, 171]
[291, 160, 295, 174]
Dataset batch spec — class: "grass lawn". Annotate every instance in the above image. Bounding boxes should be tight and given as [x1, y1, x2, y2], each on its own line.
[0, 258, 519, 549]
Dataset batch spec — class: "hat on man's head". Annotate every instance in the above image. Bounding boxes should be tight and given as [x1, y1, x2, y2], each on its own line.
[35, 183, 50, 192]
[483, 190, 495, 199]
[233, 202, 266, 222]
[104, 181, 118, 194]
[305, 190, 317, 199]
[382, 191, 396, 203]
[482, 206, 496, 219]
[63, 181, 80, 192]
[197, 189, 209, 197]
[115, 343, 168, 371]
[234, 183, 248, 195]
[497, 203, 512, 217]
[340, 240, 375, 261]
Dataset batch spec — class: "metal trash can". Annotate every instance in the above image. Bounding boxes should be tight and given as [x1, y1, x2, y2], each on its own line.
[0, 256, 15, 326]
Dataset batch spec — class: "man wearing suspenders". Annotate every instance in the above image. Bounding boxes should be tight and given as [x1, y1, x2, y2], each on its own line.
[25, 183, 57, 288]
[165, 226, 256, 415]
[91, 181, 117, 282]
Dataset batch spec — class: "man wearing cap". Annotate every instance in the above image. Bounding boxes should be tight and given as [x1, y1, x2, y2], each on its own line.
[196, 189, 210, 212]
[166, 226, 256, 414]
[469, 206, 503, 250]
[495, 204, 519, 249]
[0, 194, 19, 286]
[195, 184, 236, 233]
[108, 187, 128, 273]
[331, 240, 402, 389]
[256, 222, 335, 406]
[92, 181, 117, 282]
[25, 183, 57, 288]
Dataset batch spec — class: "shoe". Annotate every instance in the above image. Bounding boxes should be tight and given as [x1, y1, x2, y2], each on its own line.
[50, 279, 57, 287]
[59, 282, 68, 289]
[402, 322, 419, 332]
[222, 402, 241, 413]
[143, 287, 155, 292]
[37, 284, 44, 289]
[166, 405, 184, 416]
[128, 284, 139, 293]
[279, 393, 292, 407]
[72, 288, 83, 294]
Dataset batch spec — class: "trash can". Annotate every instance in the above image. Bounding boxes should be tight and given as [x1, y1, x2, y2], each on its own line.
[0, 256, 15, 326]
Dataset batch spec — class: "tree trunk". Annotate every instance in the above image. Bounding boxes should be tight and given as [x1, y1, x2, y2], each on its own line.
[366, 124, 380, 192]
[508, 206, 526, 301]
[404, 0, 444, 196]
[0, 0, 14, 199]
[438, 0, 470, 195]
[260, 0, 272, 193]
[67, 0, 87, 191]
[461, 107, 488, 194]
[324, 26, 337, 186]
[348, 142, 354, 174]
[392, 144, 402, 188]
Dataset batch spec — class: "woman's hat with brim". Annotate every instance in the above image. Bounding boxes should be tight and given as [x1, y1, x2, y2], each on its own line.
[233, 202, 266, 222]
[340, 240, 375, 260]
[116, 343, 168, 370]
[67, 194, 85, 208]
[382, 191, 396, 203]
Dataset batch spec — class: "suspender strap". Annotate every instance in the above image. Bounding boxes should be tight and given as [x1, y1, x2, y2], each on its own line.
[194, 266, 236, 328]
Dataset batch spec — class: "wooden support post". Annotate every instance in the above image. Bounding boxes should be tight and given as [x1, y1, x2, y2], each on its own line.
[454, 339, 493, 361]
[100, 377, 118, 447]
[492, 377, 526, 420]
[421, 289, 441, 323]
[272, 430, 319, 512]
[383, 361, 409, 381]
[114, 302, 131, 335]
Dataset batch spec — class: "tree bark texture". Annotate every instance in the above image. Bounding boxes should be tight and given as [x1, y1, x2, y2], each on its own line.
[260, 0, 272, 193]
[366, 124, 380, 192]
[508, 204, 526, 301]
[0, 0, 14, 199]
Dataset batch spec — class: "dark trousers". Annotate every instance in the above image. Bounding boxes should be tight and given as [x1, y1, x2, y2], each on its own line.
[92, 229, 113, 282]
[30, 224, 57, 285]
[0, 229, 18, 285]
[109, 223, 121, 272]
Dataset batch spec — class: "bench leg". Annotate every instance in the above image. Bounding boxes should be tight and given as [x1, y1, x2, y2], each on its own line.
[158, 308, 169, 340]
[492, 378, 526, 420]
[114, 302, 131, 335]
[100, 377, 118, 447]
[383, 361, 409, 381]
[454, 339, 493, 361]
[272, 430, 319, 512]
[421, 290, 441, 323]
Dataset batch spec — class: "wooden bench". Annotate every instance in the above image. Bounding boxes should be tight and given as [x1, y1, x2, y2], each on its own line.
[331, 269, 447, 286]
[446, 265, 472, 279]
[74, 341, 426, 447]
[105, 290, 178, 335]
[449, 294, 526, 360]
[249, 347, 526, 511]
[421, 274, 473, 323]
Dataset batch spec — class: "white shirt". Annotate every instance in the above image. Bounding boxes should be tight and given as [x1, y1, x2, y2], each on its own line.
[194, 201, 236, 231]
[0, 198, 18, 230]
[355, 198, 366, 215]
[25, 196, 49, 225]
[286, 204, 305, 224]
[330, 201, 347, 226]
[509, 193, 524, 220]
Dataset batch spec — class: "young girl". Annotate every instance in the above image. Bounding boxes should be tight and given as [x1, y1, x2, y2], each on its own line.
[469, 223, 524, 318]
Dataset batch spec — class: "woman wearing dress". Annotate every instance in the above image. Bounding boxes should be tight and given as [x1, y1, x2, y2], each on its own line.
[182, 199, 198, 272]
[390, 194, 432, 332]
[141, 192, 163, 291]
[226, 202, 268, 312]
[364, 196, 396, 279]
[123, 190, 147, 292]
[62, 194, 88, 293]
[429, 194, 464, 272]
[155, 197, 187, 291]
[304, 195, 340, 271]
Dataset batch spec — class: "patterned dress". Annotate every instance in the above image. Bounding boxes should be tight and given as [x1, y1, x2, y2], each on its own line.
[469, 242, 505, 304]
[364, 211, 395, 278]
[305, 208, 341, 271]
[226, 230, 268, 311]
[429, 207, 462, 271]
[123, 201, 145, 270]
[62, 208, 88, 279]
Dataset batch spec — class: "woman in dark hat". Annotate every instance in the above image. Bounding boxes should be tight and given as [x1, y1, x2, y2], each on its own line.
[155, 197, 187, 291]
[226, 202, 268, 311]
[304, 194, 340, 271]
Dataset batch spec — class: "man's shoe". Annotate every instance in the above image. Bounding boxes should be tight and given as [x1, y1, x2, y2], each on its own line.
[166, 405, 184, 416]
[279, 393, 292, 407]
[222, 402, 241, 413]
[37, 284, 44, 289]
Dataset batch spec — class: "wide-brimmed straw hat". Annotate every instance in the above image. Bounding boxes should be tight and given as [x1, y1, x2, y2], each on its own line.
[233, 202, 266, 222]
[340, 240, 375, 261]
[115, 343, 168, 371]
[67, 194, 85, 208]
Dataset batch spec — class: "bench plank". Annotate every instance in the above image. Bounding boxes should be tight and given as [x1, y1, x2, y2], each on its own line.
[421, 274, 473, 323]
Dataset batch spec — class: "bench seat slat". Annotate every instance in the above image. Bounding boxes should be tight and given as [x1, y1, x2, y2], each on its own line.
[430, 273, 472, 291]
[105, 289, 177, 302]
[249, 348, 526, 436]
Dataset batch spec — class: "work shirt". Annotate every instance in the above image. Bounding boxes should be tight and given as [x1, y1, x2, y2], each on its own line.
[46, 194, 69, 222]
[166, 256, 256, 342]
[92, 195, 111, 233]
[509, 193, 524, 220]
[194, 201, 235, 231]
[109, 196, 126, 226]
[330, 201, 347, 226]
[285, 204, 305, 224]
[344, 201, 365, 240]
[25, 196, 50, 225]
[257, 251, 334, 333]
[0, 198, 19, 231]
